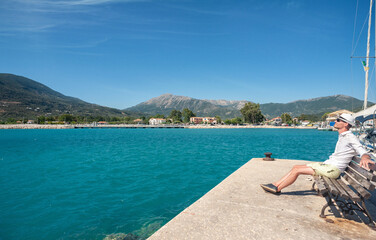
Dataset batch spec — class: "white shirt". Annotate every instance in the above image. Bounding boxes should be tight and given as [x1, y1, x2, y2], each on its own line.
[324, 130, 368, 172]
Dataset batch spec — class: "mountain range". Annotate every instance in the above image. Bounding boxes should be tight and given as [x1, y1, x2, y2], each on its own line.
[0, 73, 127, 120]
[0, 73, 369, 120]
[125, 94, 249, 119]
[125, 94, 367, 119]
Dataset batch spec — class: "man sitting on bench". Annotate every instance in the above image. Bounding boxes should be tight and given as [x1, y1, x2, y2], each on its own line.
[261, 113, 375, 194]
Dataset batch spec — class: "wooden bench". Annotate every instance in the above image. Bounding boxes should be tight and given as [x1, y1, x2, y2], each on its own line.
[312, 156, 376, 227]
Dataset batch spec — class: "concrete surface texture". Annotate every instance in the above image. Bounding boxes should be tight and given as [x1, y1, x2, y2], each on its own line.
[148, 158, 376, 240]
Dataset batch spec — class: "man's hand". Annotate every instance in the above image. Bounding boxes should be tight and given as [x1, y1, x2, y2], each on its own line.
[359, 154, 375, 170]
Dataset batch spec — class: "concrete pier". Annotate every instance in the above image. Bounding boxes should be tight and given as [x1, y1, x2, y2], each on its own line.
[148, 158, 376, 240]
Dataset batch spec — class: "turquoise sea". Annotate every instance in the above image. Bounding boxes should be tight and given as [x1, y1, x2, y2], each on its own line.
[0, 128, 338, 239]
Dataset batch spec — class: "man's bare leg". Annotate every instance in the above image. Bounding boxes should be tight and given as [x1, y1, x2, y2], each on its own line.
[272, 165, 315, 192]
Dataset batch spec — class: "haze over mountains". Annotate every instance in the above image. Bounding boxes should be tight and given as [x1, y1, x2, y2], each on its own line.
[0, 73, 369, 120]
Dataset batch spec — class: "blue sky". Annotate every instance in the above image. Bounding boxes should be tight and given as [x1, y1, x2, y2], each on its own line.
[0, 0, 375, 109]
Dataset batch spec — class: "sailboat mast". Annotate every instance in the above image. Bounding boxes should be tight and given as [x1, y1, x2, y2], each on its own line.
[365, 0, 373, 110]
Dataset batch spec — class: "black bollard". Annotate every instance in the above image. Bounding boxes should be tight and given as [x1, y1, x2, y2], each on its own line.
[263, 152, 275, 161]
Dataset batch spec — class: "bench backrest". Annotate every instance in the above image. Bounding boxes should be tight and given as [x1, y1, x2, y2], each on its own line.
[343, 157, 376, 196]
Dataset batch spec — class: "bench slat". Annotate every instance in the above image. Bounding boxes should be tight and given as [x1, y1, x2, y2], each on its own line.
[346, 167, 375, 191]
[348, 161, 376, 182]
[322, 176, 339, 196]
[343, 174, 372, 200]
[314, 176, 328, 196]
[337, 177, 361, 202]
[330, 178, 350, 200]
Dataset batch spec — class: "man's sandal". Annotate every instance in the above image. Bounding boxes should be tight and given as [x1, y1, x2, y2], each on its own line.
[260, 183, 281, 194]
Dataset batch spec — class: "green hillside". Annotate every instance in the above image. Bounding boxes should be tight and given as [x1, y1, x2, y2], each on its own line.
[260, 95, 368, 118]
[0, 73, 128, 120]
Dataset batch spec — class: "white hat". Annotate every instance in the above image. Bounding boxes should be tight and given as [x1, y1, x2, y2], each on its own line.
[338, 113, 355, 127]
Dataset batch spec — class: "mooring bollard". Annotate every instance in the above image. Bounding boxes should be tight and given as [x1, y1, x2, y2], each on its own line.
[263, 152, 275, 161]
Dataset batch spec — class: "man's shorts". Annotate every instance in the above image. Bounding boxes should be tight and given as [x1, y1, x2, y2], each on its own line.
[306, 162, 341, 179]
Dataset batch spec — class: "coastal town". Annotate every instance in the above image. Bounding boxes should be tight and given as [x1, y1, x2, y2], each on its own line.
[0, 108, 362, 130]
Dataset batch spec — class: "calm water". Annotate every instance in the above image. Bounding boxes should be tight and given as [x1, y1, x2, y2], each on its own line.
[0, 128, 338, 239]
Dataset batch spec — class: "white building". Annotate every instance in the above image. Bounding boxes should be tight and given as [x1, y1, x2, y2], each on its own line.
[190, 117, 217, 124]
[301, 120, 310, 126]
[266, 117, 282, 126]
[149, 118, 166, 125]
[203, 117, 217, 124]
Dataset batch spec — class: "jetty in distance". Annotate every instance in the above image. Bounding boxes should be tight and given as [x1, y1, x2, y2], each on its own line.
[73, 124, 185, 129]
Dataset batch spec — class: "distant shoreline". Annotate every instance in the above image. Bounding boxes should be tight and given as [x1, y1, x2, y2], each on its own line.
[0, 124, 318, 130]
[0, 124, 74, 129]
[186, 125, 317, 129]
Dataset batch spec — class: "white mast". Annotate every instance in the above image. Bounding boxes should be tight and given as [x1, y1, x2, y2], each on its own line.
[365, 0, 373, 110]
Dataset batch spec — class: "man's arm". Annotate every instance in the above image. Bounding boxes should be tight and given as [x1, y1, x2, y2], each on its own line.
[349, 135, 375, 170]
[359, 154, 375, 170]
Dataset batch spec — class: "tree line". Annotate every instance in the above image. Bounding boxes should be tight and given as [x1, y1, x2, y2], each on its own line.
[1, 103, 329, 125]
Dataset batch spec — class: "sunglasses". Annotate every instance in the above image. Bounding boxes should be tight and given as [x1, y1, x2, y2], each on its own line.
[336, 118, 345, 123]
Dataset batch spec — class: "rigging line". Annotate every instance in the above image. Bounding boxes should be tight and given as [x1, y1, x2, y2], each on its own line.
[351, 56, 376, 58]
[351, 56, 354, 112]
[370, 63, 375, 84]
[352, 4, 372, 56]
[375, 0, 376, 106]
[352, 0, 359, 54]
[370, 62, 376, 102]
[360, 58, 365, 68]
[374, 0, 376, 106]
